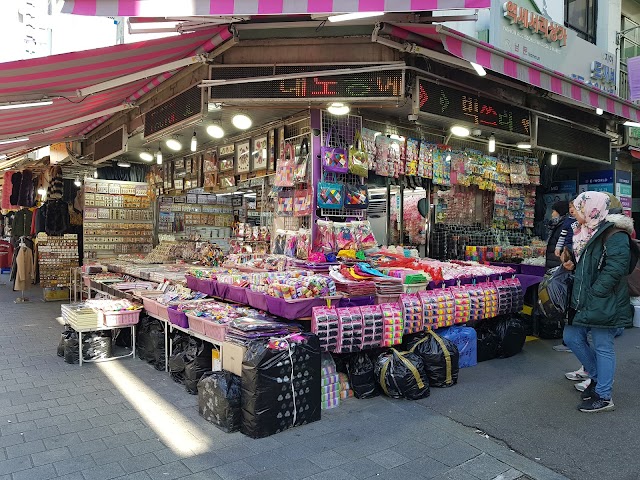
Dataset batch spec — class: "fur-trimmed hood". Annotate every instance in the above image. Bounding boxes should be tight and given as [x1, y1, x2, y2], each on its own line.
[606, 213, 634, 234]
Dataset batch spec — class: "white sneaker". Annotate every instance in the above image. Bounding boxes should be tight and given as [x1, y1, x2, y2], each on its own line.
[575, 378, 591, 392]
[565, 366, 590, 381]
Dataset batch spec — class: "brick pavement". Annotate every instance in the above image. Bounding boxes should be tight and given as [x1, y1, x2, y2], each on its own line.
[0, 283, 568, 480]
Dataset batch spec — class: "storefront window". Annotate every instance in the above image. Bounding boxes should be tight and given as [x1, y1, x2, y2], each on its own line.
[620, 16, 640, 100]
[565, 0, 597, 44]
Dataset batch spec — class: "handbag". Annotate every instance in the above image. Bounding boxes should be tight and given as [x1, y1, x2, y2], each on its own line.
[317, 173, 344, 209]
[275, 142, 295, 187]
[277, 190, 294, 216]
[348, 131, 369, 177]
[321, 126, 348, 173]
[294, 188, 312, 217]
[294, 137, 310, 183]
[344, 183, 369, 210]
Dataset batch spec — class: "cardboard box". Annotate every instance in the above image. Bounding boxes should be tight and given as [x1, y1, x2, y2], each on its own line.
[222, 341, 247, 376]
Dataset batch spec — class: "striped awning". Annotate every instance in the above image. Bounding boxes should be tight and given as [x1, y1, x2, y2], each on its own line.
[61, 0, 490, 16]
[0, 26, 232, 158]
[386, 23, 640, 123]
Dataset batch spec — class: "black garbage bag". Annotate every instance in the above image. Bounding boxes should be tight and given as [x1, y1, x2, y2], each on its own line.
[538, 315, 565, 339]
[495, 316, 527, 358]
[375, 349, 430, 400]
[136, 316, 152, 361]
[169, 354, 187, 384]
[198, 371, 242, 433]
[538, 266, 573, 319]
[241, 334, 321, 439]
[346, 353, 379, 399]
[82, 331, 112, 361]
[475, 322, 500, 362]
[57, 326, 74, 357]
[148, 323, 166, 371]
[184, 340, 213, 395]
[114, 327, 132, 348]
[64, 332, 79, 364]
[406, 331, 459, 388]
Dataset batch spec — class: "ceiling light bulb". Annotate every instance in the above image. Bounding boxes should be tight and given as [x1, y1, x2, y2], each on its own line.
[516, 141, 532, 149]
[166, 138, 182, 151]
[74, 176, 81, 187]
[450, 125, 470, 137]
[0, 99, 53, 111]
[470, 62, 487, 76]
[327, 102, 350, 115]
[596, 108, 604, 115]
[37, 188, 46, 195]
[93, 169, 98, 178]
[446, 154, 451, 161]
[139, 151, 153, 161]
[550, 153, 558, 166]
[190, 132, 197, 152]
[232, 114, 252, 130]
[624, 120, 640, 128]
[208, 102, 222, 111]
[488, 134, 496, 153]
[327, 11, 384, 22]
[156, 148, 163, 165]
[117, 161, 131, 168]
[207, 124, 225, 139]
[0, 137, 29, 145]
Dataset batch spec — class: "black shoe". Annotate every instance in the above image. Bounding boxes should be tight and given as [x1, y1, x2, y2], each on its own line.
[579, 393, 615, 413]
[581, 380, 597, 401]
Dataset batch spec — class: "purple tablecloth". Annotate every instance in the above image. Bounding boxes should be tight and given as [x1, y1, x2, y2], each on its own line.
[515, 274, 544, 293]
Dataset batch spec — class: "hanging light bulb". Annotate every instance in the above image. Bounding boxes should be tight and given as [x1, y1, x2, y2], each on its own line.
[93, 169, 98, 179]
[550, 153, 558, 166]
[156, 147, 163, 165]
[74, 176, 81, 187]
[190, 132, 197, 152]
[488, 134, 496, 153]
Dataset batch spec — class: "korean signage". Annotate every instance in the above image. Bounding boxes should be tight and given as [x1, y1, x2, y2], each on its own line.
[616, 170, 633, 217]
[490, 0, 617, 94]
[578, 170, 614, 194]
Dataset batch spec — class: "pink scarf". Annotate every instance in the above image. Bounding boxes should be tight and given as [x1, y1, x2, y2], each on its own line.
[572, 191, 610, 260]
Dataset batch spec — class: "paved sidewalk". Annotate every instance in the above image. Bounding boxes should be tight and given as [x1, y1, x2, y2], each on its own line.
[0, 282, 567, 480]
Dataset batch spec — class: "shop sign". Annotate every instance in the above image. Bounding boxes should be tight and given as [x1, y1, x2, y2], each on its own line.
[578, 170, 614, 194]
[209, 64, 404, 102]
[416, 78, 530, 135]
[616, 170, 632, 216]
[490, 0, 617, 94]
[144, 86, 203, 139]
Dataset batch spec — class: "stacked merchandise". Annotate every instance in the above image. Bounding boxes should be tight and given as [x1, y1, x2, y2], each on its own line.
[61, 304, 100, 330]
[312, 307, 340, 352]
[321, 354, 340, 410]
[400, 294, 423, 334]
[225, 317, 292, 345]
[380, 303, 404, 347]
[338, 373, 354, 400]
[360, 305, 383, 349]
[495, 279, 523, 315]
[337, 307, 363, 353]
[38, 234, 79, 300]
[241, 333, 321, 438]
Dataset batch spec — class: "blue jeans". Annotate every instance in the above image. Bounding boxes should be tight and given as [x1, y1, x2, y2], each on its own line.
[563, 325, 617, 400]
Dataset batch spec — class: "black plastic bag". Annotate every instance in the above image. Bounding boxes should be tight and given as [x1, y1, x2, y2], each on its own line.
[346, 353, 379, 399]
[148, 322, 166, 371]
[538, 316, 564, 339]
[64, 333, 79, 364]
[495, 316, 526, 358]
[406, 331, 459, 388]
[82, 332, 112, 361]
[538, 266, 573, 319]
[184, 341, 213, 395]
[241, 334, 321, 439]
[198, 371, 242, 433]
[136, 316, 152, 361]
[375, 349, 430, 400]
[57, 326, 74, 357]
[475, 323, 499, 362]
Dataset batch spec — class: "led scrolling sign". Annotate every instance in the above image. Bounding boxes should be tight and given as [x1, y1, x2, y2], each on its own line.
[417, 78, 531, 136]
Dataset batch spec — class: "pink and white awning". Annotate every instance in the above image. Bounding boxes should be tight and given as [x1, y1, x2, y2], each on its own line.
[388, 24, 640, 123]
[0, 27, 232, 157]
[61, 0, 490, 16]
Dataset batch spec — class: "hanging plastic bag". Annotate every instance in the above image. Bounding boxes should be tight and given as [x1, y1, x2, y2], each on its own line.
[346, 352, 379, 399]
[275, 142, 295, 187]
[375, 349, 430, 400]
[348, 131, 369, 177]
[406, 331, 459, 388]
[294, 137, 310, 182]
[538, 266, 573, 319]
[495, 316, 526, 358]
[198, 371, 242, 433]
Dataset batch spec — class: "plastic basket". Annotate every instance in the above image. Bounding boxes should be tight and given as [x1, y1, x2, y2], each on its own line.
[156, 304, 170, 321]
[266, 295, 341, 320]
[224, 285, 248, 304]
[100, 309, 141, 327]
[142, 297, 159, 316]
[402, 283, 428, 294]
[186, 314, 206, 334]
[196, 278, 217, 296]
[167, 305, 189, 329]
[185, 275, 198, 291]
[245, 290, 269, 311]
[203, 320, 229, 342]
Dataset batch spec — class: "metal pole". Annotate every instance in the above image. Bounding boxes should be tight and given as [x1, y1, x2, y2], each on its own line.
[385, 178, 391, 246]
